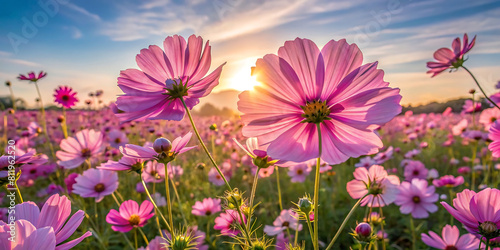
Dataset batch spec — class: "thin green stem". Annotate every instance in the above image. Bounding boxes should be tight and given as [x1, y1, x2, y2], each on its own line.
[378, 205, 386, 250]
[141, 176, 172, 232]
[462, 66, 500, 110]
[325, 195, 368, 250]
[138, 227, 149, 245]
[410, 216, 416, 250]
[122, 232, 135, 250]
[15, 182, 23, 203]
[471, 141, 477, 191]
[61, 108, 68, 139]
[313, 123, 322, 250]
[449, 189, 454, 225]
[8, 85, 16, 111]
[180, 98, 232, 191]
[275, 166, 283, 211]
[170, 177, 188, 225]
[34, 82, 56, 159]
[246, 168, 260, 232]
[134, 228, 138, 249]
[485, 238, 490, 250]
[305, 214, 314, 248]
[111, 192, 121, 207]
[164, 164, 174, 229]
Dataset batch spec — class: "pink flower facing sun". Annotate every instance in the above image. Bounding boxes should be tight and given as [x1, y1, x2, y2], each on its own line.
[441, 188, 500, 238]
[18, 71, 47, 82]
[0, 194, 92, 250]
[489, 121, 500, 158]
[426, 33, 476, 77]
[421, 225, 479, 250]
[214, 210, 246, 237]
[237, 38, 402, 164]
[54, 86, 79, 109]
[395, 179, 439, 219]
[72, 168, 118, 202]
[263, 209, 303, 236]
[56, 129, 105, 169]
[106, 200, 154, 232]
[120, 132, 195, 162]
[346, 165, 400, 207]
[432, 175, 464, 188]
[114, 34, 225, 122]
[192, 198, 222, 216]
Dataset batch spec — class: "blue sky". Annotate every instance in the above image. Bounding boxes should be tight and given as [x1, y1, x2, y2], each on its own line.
[1, 0, 500, 108]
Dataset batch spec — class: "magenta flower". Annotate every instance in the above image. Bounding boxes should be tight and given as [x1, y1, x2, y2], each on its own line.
[64, 173, 79, 194]
[120, 132, 195, 162]
[97, 156, 144, 173]
[106, 200, 154, 232]
[346, 165, 400, 207]
[214, 210, 246, 237]
[141, 161, 166, 183]
[0, 194, 92, 249]
[72, 168, 118, 202]
[421, 225, 479, 250]
[237, 38, 401, 164]
[426, 33, 476, 77]
[395, 179, 439, 218]
[54, 86, 79, 109]
[287, 162, 311, 183]
[403, 160, 428, 181]
[432, 175, 464, 188]
[441, 188, 500, 238]
[114, 34, 225, 122]
[462, 100, 481, 114]
[191, 198, 222, 216]
[18, 71, 47, 82]
[489, 121, 500, 158]
[263, 209, 302, 236]
[56, 129, 105, 169]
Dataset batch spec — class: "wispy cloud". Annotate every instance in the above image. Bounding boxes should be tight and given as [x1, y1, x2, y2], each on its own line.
[63, 26, 83, 39]
[65, 3, 101, 22]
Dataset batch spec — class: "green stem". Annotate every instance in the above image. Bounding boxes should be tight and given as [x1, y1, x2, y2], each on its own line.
[141, 176, 172, 232]
[134, 228, 138, 249]
[378, 205, 386, 250]
[410, 216, 416, 250]
[313, 123, 322, 250]
[8, 85, 16, 111]
[449, 189, 454, 225]
[61, 107, 68, 139]
[306, 214, 315, 248]
[325, 195, 367, 250]
[34, 82, 56, 159]
[275, 166, 283, 211]
[111, 192, 121, 207]
[15, 182, 23, 203]
[180, 98, 232, 191]
[246, 168, 260, 233]
[485, 238, 490, 250]
[170, 177, 188, 225]
[122, 232, 135, 250]
[138, 227, 149, 245]
[164, 164, 174, 229]
[462, 66, 500, 110]
[471, 141, 477, 191]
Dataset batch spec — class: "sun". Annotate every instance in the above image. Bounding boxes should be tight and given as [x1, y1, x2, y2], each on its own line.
[228, 67, 261, 91]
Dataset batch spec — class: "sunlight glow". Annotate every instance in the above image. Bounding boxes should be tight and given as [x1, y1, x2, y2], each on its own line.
[228, 67, 262, 91]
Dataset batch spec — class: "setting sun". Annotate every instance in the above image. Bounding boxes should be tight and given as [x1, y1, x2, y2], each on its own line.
[228, 66, 262, 91]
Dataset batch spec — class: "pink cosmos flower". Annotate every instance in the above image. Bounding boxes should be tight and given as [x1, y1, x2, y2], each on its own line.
[120, 132, 195, 161]
[373, 146, 393, 164]
[0, 194, 92, 249]
[18, 71, 47, 82]
[441, 188, 500, 237]
[462, 100, 481, 113]
[489, 121, 500, 158]
[137, 236, 167, 250]
[208, 165, 232, 186]
[64, 173, 79, 194]
[106, 200, 154, 232]
[191, 198, 222, 216]
[107, 129, 128, 149]
[214, 210, 246, 237]
[72, 168, 118, 202]
[395, 179, 439, 218]
[97, 156, 144, 172]
[432, 175, 464, 188]
[403, 160, 428, 181]
[263, 209, 303, 236]
[354, 156, 377, 168]
[479, 108, 500, 130]
[56, 129, 104, 169]
[452, 119, 469, 136]
[237, 38, 401, 164]
[54, 86, 79, 109]
[426, 33, 476, 77]
[346, 165, 400, 207]
[141, 161, 166, 183]
[114, 34, 225, 122]
[287, 162, 311, 183]
[421, 225, 479, 250]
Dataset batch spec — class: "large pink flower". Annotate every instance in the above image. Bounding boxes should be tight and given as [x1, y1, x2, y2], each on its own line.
[441, 188, 500, 237]
[427, 33, 476, 77]
[421, 225, 479, 250]
[346, 165, 400, 207]
[237, 38, 401, 164]
[56, 129, 104, 169]
[115, 34, 225, 122]
[0, 194, 92, 250]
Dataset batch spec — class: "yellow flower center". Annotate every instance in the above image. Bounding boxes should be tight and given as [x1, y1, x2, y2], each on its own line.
[300, 100, 331, 124]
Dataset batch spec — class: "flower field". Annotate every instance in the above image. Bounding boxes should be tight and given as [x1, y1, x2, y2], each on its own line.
[1, 33, 500, 250]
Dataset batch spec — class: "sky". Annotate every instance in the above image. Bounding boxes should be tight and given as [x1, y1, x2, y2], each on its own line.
[1, 0, 500, 109]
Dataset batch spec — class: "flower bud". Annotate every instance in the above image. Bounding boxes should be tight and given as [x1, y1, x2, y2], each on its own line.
[469, 89, 476, 94]
[298, 197, 313, 215]
[57, 115, 65, 123]
[355, 223, 372, 238]
[209, 123, 218, 131]
[153, 137, 172, 154]
[5, 81, 11, 86]
[225, 189, 244, 209]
